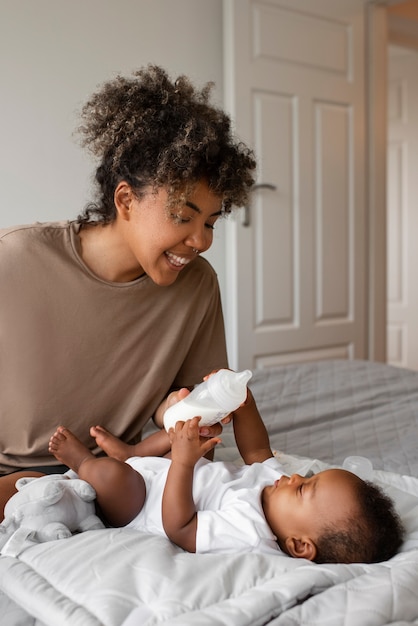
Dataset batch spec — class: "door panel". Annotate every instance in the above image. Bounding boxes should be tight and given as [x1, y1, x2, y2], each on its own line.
[223, 0, 366, 369]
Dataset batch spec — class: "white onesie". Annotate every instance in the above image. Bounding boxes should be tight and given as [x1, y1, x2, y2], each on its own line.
[125, 455, 285, 555]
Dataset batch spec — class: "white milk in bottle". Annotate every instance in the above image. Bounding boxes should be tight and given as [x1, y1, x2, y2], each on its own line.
[163, 369, 252, 431]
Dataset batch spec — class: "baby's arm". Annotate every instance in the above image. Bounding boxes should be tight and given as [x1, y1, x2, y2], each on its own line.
[129, 429, 171, 457]
[162, 417, 220, 552]
[231, 389, 273, 465]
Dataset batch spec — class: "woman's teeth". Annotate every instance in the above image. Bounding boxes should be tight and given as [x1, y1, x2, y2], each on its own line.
[165, 251, 191, 267]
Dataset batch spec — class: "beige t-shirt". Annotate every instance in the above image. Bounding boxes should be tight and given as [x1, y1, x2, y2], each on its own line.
[0, 222, 228, 473]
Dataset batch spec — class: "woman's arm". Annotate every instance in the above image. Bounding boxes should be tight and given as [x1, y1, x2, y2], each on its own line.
[162, 417, 220, 552]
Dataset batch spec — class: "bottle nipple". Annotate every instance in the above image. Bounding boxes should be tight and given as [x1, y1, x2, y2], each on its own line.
[207, 369, 252, 410]
[236, 370, 252, 387]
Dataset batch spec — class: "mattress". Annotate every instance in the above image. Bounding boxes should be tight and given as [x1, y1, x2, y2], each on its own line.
[1, 359, 417, 626]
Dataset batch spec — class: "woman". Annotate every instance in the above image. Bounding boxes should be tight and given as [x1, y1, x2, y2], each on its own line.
[0, 65, 256, 508]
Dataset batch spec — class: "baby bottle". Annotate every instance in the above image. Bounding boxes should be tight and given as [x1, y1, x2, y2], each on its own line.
[163, 369, 252, 431]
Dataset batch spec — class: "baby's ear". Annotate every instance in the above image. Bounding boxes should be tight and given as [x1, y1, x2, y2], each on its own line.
[285, 536, 317, 561]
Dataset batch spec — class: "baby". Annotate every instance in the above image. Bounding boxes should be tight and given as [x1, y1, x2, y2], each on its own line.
[48, 386, 404, 564]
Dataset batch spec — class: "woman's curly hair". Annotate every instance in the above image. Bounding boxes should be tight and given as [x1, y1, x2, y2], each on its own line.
[76, 65, 256, 223]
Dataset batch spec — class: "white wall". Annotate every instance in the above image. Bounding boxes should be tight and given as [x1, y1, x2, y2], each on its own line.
[0, 0, 226, 288]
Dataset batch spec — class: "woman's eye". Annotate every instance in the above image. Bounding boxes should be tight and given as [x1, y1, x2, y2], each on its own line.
[170, 211, 216, 230]
[171, 213, 192, 224]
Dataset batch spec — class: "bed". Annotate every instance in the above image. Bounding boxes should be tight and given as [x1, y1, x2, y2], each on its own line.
[0, 358, 418, 625]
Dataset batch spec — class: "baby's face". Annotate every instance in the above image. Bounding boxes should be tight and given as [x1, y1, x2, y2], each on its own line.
[262, 469, 360, 558]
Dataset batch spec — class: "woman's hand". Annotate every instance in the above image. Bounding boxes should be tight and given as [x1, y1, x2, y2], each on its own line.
[157, 386, 228, 439]
[198, 421, 226, 438]
[154, 387, 191, 429]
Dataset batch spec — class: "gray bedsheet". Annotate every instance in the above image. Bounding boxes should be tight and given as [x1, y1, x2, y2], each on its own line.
[216, 359, 418, 476]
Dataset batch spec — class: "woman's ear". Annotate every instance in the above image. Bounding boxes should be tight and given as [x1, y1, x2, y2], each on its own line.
[285, 536, 317, 561]
[114, 182, 134, 221]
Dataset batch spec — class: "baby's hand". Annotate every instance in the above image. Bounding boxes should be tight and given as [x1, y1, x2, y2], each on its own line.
[199, 388, 252, 438]
[169, 417, 221, 466]
[198, 421, 225, 438]
[198, 387, 252, 437]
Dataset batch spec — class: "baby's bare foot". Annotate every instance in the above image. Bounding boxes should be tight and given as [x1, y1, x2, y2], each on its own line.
[49, 426, 95, 473]
[90, 425, 132, 462]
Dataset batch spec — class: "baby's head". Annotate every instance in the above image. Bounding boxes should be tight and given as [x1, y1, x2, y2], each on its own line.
[262, 468, 404, 564]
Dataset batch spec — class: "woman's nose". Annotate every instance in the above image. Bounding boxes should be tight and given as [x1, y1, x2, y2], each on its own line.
[185, 225, 212, 253]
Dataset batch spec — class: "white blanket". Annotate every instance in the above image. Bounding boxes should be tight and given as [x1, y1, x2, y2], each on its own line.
[0, 454, 417, 626]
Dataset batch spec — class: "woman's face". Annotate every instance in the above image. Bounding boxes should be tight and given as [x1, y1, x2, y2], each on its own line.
[117, 180, 223, 286]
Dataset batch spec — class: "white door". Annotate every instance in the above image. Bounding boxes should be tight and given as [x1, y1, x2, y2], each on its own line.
[387, 46, 418, 369]
[223, 0, 367, 370]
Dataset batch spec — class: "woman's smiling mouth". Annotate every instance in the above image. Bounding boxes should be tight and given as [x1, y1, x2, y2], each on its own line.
[165, 251, 193, 269]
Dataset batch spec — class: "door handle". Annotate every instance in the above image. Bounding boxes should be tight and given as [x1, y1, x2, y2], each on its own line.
[242, 183, 277, 227]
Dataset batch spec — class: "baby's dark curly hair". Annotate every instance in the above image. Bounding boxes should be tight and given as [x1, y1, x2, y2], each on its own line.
[76, 65, 256, 223]
[315, 478, 405, 564]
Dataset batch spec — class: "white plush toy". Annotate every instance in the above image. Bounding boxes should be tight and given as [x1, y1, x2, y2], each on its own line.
[0, 474, 105, 557]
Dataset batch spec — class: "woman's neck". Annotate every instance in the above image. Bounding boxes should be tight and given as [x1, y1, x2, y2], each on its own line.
[78, 223, 144, 283]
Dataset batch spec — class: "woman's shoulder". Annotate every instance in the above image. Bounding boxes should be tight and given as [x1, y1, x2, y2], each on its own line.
[167, 256, 221, 303]
[0, 221, 73, 252]
[179, 255, 219, 287]
[0, 221, 72, 243]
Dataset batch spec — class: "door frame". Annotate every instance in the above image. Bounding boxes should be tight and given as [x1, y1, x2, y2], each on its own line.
[366, 2, 388, 362]
[367, 1, 418, 362]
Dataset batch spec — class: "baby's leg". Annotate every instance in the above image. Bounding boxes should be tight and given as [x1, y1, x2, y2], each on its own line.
[49, 426, 95, 472]
[49, 427, 146, 527]
[90, 425, 133, 462]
